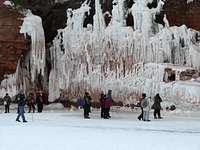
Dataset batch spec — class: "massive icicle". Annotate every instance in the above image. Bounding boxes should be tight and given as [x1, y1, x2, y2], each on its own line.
[20, 10, 46, 82]
[49, 0, 200, 106]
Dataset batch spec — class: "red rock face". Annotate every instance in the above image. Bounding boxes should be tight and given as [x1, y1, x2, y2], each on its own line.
[187, 0, 200, 31]
[0, 1, 28, 81]
[164, 0, 200, 31]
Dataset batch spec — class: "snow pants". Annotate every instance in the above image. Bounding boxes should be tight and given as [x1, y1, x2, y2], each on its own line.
[138, 107, 143, 120]
[143, 110, 150, 121]
[5, 104, 10, 113]
[154, 109, 161, 118]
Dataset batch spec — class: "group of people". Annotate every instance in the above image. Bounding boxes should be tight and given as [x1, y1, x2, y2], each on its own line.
[82, 90, 162, 121]
[137, 93, 163, 121]
[16, 90, 45, 122]
[1, 90, 45, 123]
[26, 92, 44, 113]
[80, 90, 113, 119]
[2, 89, 163, 122]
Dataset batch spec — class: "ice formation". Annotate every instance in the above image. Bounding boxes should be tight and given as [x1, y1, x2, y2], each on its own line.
[49, 0, 200, 104]
[0, 10, 46, 97]
[20, 10, 46, 82]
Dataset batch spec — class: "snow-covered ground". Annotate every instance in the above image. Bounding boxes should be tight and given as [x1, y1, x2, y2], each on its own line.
[0, 105, 200, 150]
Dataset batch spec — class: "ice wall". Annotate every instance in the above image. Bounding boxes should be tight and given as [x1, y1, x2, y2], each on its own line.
[49, 0, 200, 104]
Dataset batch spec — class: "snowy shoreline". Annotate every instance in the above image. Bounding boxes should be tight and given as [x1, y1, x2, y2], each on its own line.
[0, 103, 200, 114]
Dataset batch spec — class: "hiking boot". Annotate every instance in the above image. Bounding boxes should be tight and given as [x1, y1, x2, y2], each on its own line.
[84, 116, 90, 119]
[104, 117, 109, 119]
[23, 120, 28, 123]
[143, 120, 151, 122]
[16, 119, 20, 122]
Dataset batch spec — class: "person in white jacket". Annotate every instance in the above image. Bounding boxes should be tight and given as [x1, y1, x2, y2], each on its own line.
[141, 94, 151, 121]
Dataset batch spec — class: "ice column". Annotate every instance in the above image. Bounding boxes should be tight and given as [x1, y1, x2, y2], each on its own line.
[20, 10, 46, 82]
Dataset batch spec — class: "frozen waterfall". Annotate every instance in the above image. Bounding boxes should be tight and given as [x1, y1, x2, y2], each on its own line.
[48, 0, 200, 104]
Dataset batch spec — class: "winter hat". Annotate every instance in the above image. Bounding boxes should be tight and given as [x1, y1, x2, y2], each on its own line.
[142, 93, 146, 98]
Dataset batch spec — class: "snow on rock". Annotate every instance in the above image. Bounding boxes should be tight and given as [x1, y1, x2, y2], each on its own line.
[20, 10, 46, 82]
[187, 0, 194, 4]
[49, 0, 200, 107]
[3, 0, 14, 7]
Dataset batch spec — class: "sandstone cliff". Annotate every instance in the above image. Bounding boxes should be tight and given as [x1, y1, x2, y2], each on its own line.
[0, 0, 28, 81]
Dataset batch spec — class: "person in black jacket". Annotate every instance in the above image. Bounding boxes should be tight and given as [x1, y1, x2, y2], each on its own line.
[83, 92, 92, 119]
[3, 93, 11, 113]
[36, 92, 43, 113]
[16, 90, 27, 123]
[137, 93, 146, 121]
[100, 92, 106, 118]
[152, 93, 163, 119]
[104, 90, 113, 119]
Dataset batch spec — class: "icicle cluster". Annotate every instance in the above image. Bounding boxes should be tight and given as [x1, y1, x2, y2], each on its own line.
[49, 0, 200, 104]
[20, 10, 46, 82]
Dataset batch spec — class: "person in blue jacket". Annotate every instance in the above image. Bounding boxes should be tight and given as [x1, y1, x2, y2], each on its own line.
[16, 90, 27, 123]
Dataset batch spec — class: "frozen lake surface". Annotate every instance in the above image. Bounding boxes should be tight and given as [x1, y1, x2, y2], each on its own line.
[0, 107, 200, 150]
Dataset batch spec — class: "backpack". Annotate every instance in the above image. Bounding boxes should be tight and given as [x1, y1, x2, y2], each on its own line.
[142, 99, 148, 108]
[77, 96, 85, 107]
